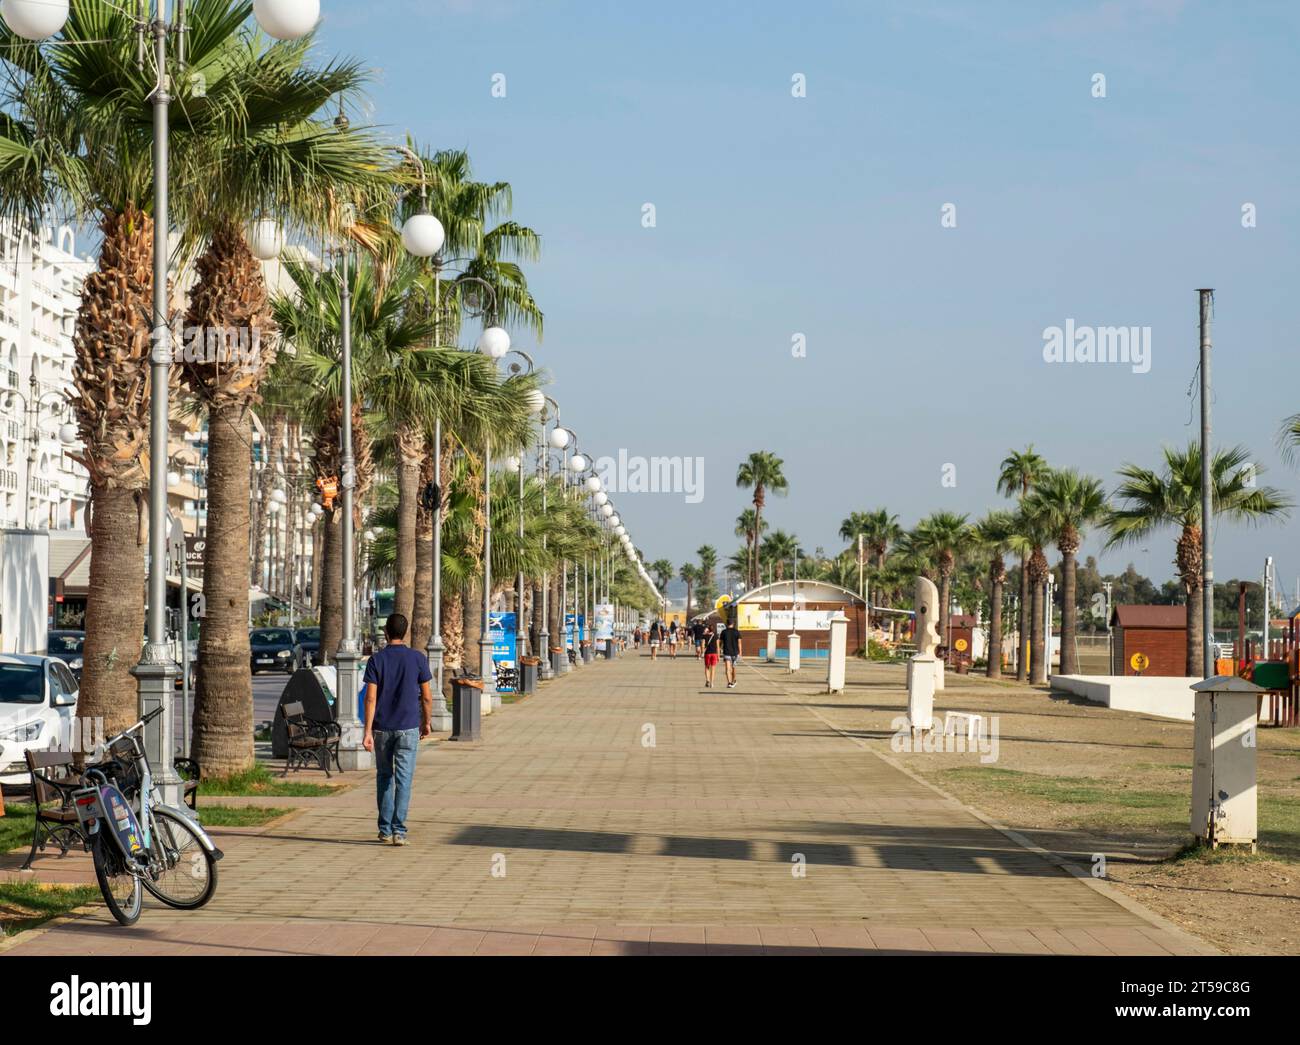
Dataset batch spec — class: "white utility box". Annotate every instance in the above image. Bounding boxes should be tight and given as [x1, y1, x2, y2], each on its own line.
[1190, 675, 1261, 850]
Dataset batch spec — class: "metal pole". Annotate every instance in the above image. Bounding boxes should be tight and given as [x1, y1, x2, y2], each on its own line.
[335, 247, 368, 768]
[480, 433, 497, 704]
[134, 13, 180, 808]
[538, 414, 552, 678]
[1198, 289, 1215, 678]
[516, 456, 525, 656]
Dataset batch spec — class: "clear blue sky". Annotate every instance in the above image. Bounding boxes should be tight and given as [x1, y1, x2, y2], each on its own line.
[315, 0, 1300, 595]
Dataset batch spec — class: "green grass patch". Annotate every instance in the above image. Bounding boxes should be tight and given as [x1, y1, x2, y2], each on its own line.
[1170, 841, 1267, 866]
[938, 767, 1300, 863]
[1, 803, 37, 854]
[0, 881, 100, 937]
[195, 805, 292, 828]
[199, 764, 338, 798]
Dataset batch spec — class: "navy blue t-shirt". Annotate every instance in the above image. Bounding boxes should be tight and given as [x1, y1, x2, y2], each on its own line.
[362, 644, 432, 731]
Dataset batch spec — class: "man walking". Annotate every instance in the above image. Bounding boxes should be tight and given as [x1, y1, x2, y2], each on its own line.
[362, 613, 433, 845]
[721, 619, 743, 688]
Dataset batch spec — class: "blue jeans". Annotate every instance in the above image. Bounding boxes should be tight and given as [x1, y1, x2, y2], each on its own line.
[374, 728, 419, 838]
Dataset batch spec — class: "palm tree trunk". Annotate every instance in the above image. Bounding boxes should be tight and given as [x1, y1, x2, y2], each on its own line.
[530, 577, 544, 660]
[1030, 577, 1046, 684]
[1017, 555, 1030, 681]
[1059, 549, 1080, 675]
[393, 424, 422, 625]
[318, 510, 343, 665]
[80, 487, 146, 743]
[988, 559, 1004, 680]
[192, 403, 255, 777]
[411, 469, 434, 653]
[464, 578, 482, 675]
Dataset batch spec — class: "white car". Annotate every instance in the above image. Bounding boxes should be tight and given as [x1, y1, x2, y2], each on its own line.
[0, 654, 80, 786]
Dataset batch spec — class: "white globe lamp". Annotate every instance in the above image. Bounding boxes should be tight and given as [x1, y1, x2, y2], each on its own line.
[248, 217, 284, 261]
[569, 454, 587, 472]
[548, 427, 570, 450]
[526, 389, 546, 414]
[253, 0, 320, 40]
[594, 491, 608, 506]
[401, 212, 445, 258]
[585, 476, 601, 493]
[478, 326, 511, 360]
[1, 0, 69, 40]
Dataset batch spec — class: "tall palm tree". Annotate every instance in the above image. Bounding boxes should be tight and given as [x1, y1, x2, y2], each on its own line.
[973, 510, 1017, 679]
[734, 508, 765, 588]
[910, 512, 974, 648]
[679, 563, 697, 619]
[650, 559, 674, 599]
[1009, 505, 1054, 684]
[997, 445, 1050, 681]
[1106, 443, 1291, 675]
[0, 1, 287, 738]
[761, 530, 799, 581]
[839, 508, 901, 568]
[1027, 469, 1107, 676]
[736, 451, 788, 588]
[696, 545, 718, 606]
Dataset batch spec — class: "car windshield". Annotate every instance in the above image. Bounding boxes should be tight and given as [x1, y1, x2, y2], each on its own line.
[48, 633, 84, 654]
[296, 629, 320, 642]
[252, 630, 293, 646]
[0, 664, 44, 704]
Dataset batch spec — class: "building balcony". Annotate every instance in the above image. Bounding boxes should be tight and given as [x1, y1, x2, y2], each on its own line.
[0, 468, 18, 493]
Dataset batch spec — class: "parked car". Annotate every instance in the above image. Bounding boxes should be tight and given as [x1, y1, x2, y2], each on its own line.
[292, 627, 320, 672]
[46, 630, 86, 681]
[0, 654, 79, 786]
[250, 628, 296, 674]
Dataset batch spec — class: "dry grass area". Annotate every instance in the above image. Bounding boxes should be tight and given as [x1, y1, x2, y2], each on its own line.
[763, 659, 1300, 955]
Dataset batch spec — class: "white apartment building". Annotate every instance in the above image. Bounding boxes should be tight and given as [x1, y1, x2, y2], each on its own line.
[0, 221, 91, 533]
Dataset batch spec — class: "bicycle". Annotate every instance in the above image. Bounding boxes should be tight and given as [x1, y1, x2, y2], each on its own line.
[72, 707, 224, 926]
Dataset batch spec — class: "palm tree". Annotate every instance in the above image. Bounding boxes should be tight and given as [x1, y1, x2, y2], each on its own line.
[761, 530, 799, 581]
[696, 545, 718, 607]
[1278, 413, 1300, 468]
[997, 445, 1050, 681]
[1027, 469, 1107, 675]
[910, 512, 974, 648]
[679, 563, 697, 619]
[973, 510, 1018, 679]
[735, 508, 765, 588]
[1015, 505, 1054, 685]
[1106, 443, 1292, 675]
[650, 559, 674, 599]
[840, 508, 901, 568]
[736, 451, 788, 588]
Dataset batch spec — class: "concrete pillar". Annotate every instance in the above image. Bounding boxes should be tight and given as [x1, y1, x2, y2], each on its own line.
[334, 647, 374, 769]
[788, 633, 801, 672]
[908, 655, 936, 735]
[827, 612, 849, 693]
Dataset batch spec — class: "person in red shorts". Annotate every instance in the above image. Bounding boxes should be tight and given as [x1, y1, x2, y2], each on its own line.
[702, 623, 720, 688]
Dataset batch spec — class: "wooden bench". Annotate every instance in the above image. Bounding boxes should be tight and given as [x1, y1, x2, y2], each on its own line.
[21, 750, 88, 870]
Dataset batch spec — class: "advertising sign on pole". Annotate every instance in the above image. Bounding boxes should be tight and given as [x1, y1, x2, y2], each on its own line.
[489, 611, 518, 691]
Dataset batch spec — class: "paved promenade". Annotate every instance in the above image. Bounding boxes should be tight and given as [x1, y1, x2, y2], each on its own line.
[2, 651, 1215, 955]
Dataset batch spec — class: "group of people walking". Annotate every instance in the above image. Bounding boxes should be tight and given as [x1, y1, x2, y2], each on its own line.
[634, 617, 743, 689]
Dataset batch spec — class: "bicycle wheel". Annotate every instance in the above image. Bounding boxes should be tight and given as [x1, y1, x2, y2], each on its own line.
[92, 838, 142, 927]
[142, 808, 217, 910]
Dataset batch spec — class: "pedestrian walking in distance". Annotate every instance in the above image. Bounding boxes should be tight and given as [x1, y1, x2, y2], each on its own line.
[362, 613, 434, 845]
[702, 624, 721, 688]
[649, 620, 661, 660]
[721, 620, 743, 688]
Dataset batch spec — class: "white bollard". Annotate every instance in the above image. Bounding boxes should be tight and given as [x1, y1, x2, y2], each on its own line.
[766, 630, 778, 663]
[826, 612, 849, 693]
[908, 654, 936, 734]
[788, 633, 801, 672]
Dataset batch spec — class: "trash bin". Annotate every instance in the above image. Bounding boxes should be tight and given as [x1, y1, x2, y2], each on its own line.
[450, 677, 483, 742]
[520, 657, 539, 695]
[602, 640, 615, 661]
[550, 646, 566, 677]
[581, 642, 593, 664]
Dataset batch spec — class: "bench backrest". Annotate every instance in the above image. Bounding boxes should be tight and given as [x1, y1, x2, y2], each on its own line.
[24, 749, 78, 806]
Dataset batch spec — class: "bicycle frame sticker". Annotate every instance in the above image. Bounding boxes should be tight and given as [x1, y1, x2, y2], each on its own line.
[99, 784, 148, 865]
